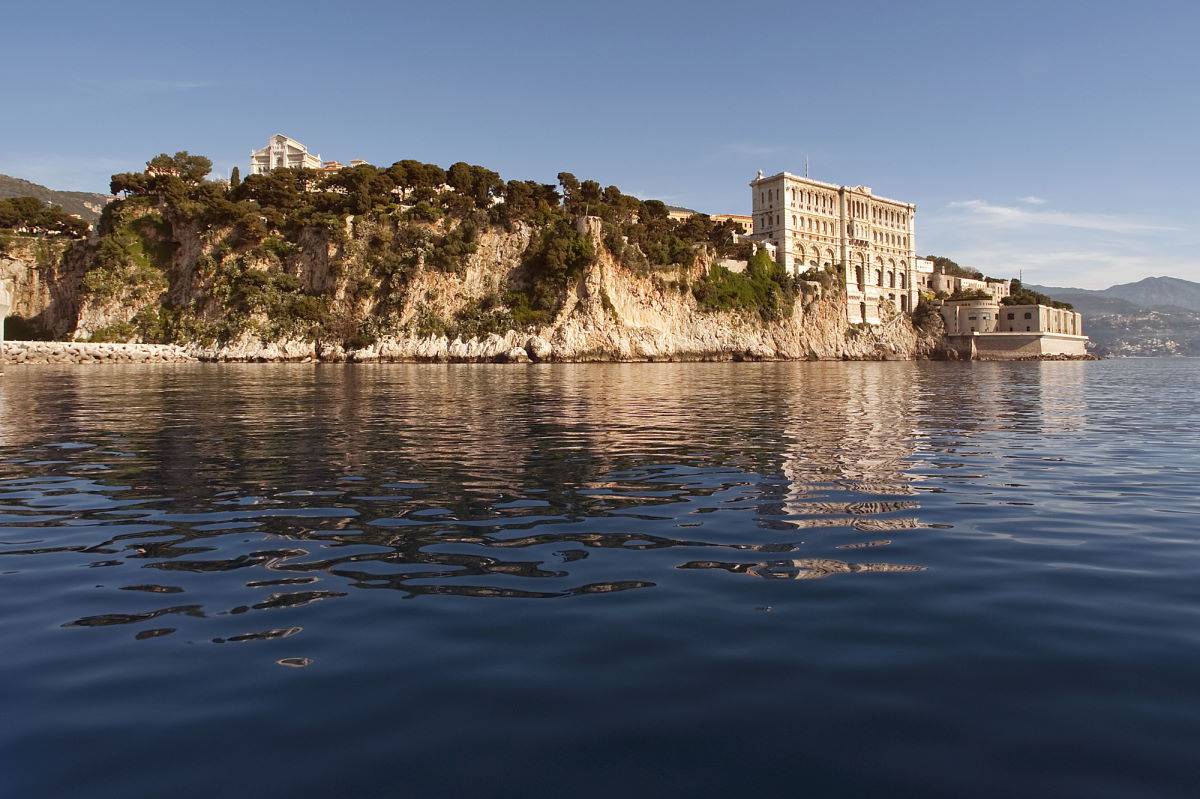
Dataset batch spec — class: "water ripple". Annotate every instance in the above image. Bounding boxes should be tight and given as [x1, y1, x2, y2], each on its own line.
[1, 361, 1198, 797]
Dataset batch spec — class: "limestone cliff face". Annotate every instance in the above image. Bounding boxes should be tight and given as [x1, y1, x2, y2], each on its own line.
[1, 235, 89, 338]
[3, 213, 939, 362]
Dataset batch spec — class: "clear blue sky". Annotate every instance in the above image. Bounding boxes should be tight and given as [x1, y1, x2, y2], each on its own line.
[3, 0, 1196, 287]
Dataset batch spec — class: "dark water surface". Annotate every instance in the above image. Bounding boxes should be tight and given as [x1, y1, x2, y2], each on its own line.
[1, 360, 1198, 797]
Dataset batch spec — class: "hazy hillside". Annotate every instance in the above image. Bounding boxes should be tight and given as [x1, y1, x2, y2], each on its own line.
[0, 174, 112, 224]
[1030, 277, 1200, 356]
[1104, 277, 1200, 312]
[1031, 276, 1200, 313]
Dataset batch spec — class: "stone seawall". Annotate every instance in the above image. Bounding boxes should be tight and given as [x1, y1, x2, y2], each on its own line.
[1, 341, 195, 365]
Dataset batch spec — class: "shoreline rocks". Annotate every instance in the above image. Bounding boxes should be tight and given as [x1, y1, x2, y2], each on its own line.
[0, 336, 1094, 365]
[1, 341, 194, 365]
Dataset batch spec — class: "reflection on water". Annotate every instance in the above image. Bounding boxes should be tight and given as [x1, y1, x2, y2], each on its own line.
[1, 360, 1199, 798]
[0, 364, 949, 620]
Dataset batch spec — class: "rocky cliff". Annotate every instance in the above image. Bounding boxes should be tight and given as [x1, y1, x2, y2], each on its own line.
[2, 211, 941, 363]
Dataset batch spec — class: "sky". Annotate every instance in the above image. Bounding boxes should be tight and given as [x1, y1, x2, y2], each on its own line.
[2, 0, 1196, 288]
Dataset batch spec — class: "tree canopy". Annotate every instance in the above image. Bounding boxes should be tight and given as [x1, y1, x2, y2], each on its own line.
[924, 254, 984, 281]
[81, 148, 755, 348]
[0, 196, 89, 237]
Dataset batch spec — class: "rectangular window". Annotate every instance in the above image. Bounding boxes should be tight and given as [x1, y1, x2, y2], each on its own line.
[1007, 313, 1014, 320]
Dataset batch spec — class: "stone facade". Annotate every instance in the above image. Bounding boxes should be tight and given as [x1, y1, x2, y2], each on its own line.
[940, 299, 1087, 357]
[930, 270, 1010, 302]
[941, 299, 1081, 337]
[997, 304, 1082, 335]
[940, 298, 1001, 335]
[749, 171, 918, 324]
[914, 258, 935, 291]
[250, 134, 323, 175]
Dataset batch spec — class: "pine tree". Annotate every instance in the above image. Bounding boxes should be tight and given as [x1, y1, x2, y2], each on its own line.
[230, 166, 241, 190]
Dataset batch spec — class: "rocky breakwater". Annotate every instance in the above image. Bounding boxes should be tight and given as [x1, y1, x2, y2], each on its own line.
[2, 341, 195, 365]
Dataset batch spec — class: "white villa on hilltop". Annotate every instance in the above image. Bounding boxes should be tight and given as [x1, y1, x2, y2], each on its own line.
[249, 134, 323, 175]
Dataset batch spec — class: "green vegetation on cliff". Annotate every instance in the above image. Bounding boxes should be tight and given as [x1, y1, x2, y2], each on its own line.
[0, 149, 805, 347]
[692, 250, 799, 322]
[947, 288, 992, 301]
[75, 150, 756, 347]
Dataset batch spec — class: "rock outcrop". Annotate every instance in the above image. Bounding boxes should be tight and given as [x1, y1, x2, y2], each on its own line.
[2, 214, 944, 364]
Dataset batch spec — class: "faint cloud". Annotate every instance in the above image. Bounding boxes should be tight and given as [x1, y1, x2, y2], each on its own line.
[75, 78, 215, 96]
[721, 142, 778, 158]
[1019, 195, 1047, 205]
[921, 196, 1196, 288]
[947, 199, 1176, 233]
[941, 246, 1200, 289]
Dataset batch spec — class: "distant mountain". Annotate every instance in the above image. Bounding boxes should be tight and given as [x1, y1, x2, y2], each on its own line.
[1105, 276, 1200, 313]
[1030, 276, 1200, 313]
[1029, 277, 1200, 356]
[0, 174, 112, 224]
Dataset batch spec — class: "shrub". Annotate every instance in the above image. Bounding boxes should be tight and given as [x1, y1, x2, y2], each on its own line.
[83, 223, 170, 303]
[692, 250, 798, 321]
[947, 288, 991, 301]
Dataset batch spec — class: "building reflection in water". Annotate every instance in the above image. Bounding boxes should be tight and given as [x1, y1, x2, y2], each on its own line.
[0, 362, 1076, 638]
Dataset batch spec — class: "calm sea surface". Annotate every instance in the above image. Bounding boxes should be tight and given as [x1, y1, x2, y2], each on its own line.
[1, 360, 1198, 797]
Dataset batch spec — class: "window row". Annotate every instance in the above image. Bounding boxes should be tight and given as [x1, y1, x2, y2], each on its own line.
[788, 186, 834, 211]
[792, 215, 832, 235]
[872, 230, 908, 247]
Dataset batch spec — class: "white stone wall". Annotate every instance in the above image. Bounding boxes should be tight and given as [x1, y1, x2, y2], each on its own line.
[997, 304, 1083, 335]
[940, 299, 1001, 335]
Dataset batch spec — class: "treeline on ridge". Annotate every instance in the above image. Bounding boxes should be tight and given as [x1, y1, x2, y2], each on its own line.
[12, 150, 802, 345]
[0, 196, 90, 237]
